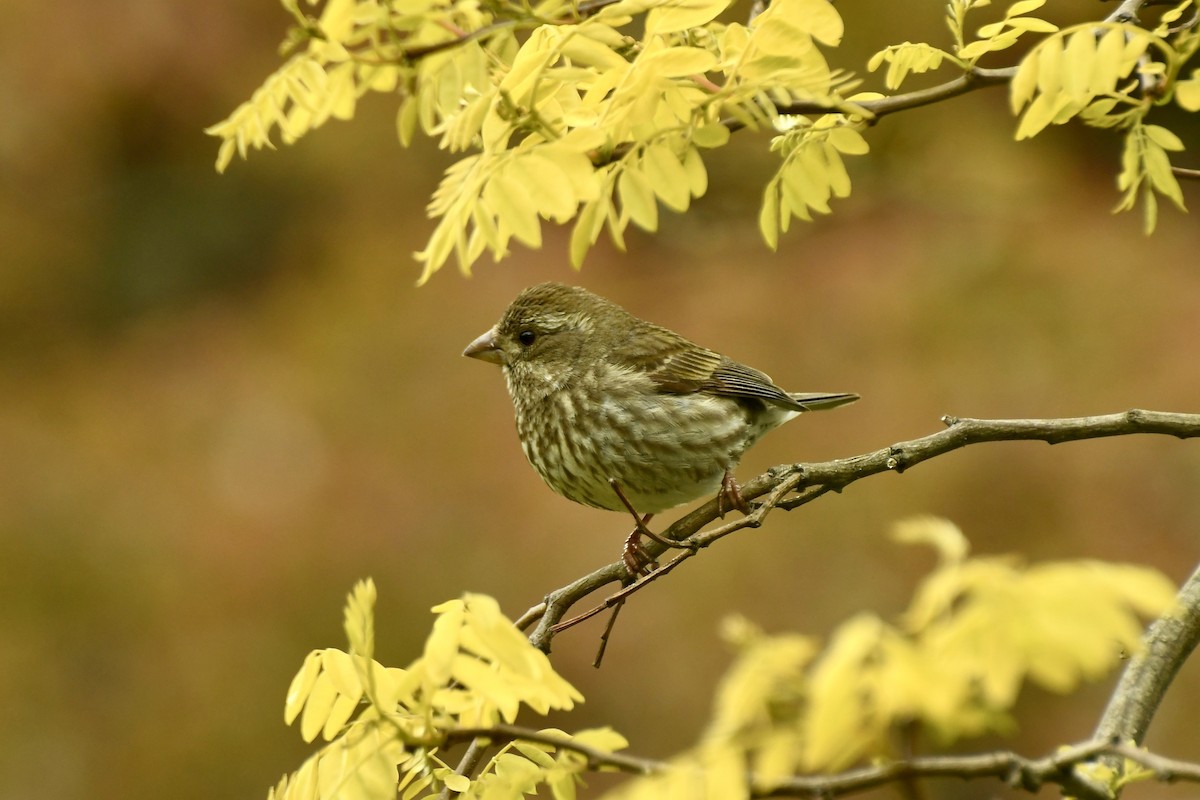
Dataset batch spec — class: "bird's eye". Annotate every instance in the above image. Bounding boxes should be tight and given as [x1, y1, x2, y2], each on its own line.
[517, 330, 537, 346]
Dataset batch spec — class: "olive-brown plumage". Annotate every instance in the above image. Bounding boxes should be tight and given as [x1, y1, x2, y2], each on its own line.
[463, 283, 858, 521]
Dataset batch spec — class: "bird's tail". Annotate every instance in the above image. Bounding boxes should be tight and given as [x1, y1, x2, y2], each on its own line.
[787, 392, 860, 411]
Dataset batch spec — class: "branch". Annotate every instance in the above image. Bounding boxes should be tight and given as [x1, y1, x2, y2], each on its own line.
[1073, 562, 1200, 798]
[756, 740, 1200, 798]
[522, 410, 1200, 652]
[777, 66, 1015, 122]
[445, 724, 660, 775]
[439, 723, 1200, 798]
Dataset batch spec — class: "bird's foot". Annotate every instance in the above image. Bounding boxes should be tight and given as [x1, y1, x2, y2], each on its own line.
[622, 529, 659, 577]
[717, 471, 751, 517]
[608, 478, 689, 575]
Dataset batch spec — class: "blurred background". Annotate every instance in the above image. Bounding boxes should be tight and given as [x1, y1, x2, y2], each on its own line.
[2, 1, 1199, 798]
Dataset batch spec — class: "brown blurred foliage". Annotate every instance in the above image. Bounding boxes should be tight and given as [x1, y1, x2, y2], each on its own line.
[1, 1, 1199, 799]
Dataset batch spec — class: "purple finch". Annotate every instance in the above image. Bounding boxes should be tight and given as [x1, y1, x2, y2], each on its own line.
[464, 283, 858, 570]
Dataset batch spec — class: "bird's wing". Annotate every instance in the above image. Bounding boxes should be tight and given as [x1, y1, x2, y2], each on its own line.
[638, 334, 805, 410]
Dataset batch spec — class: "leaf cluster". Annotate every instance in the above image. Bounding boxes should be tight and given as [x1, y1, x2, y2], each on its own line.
[270, 581, 621, 800]
[208, 0, 866, 280]
[266, 520, 1177, 799]
[209, 0, 1200, 277]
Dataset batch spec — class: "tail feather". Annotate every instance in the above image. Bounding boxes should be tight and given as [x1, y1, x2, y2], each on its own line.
[787, 392, 859, 412]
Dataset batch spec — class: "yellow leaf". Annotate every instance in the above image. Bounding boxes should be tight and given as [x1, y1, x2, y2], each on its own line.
[1010, 47, 1039, 112]
[789, 149, 833, 215]
[1006, 0, 1047, 17]
[570, 726, 629, 753]
[1015, 90, 1063, 139]
[1144, 124, 1185, 152]
[803, 613, 886, 770]
[321, 649, 365, 698]
[570, 198, 607, 267]
[618, 167, 659, 230]
[500, 27, 558, 106]
[321, 690, 359, 740]
[441, 771, 471, 793]
[759, 183, 780, 249]
[326, 62, 357, 121]
[682, 146, 708, 197]
[826, 125, 868, 154]
[1144, 144, 1185, 209]
[1032, 32, 1064, 99]
[299, 671, 338, 743]
[642, 143, 691, 212]
[485, 172, 543, 248]
[516, 155, 579, 221]
[560, 33, 628, 69]
[640, 46, 718, 77]
[1086, 27, 1124, 95]
[752, 21, 814, 61]
[343, 578, 376, 658]
[1062, 28, 1097, 103]
[424, 599, 465, 685]
[1174, 71, 1200, 110]
[821, 144, 850, 197]
[284, 650, 325, 726]
[692, 123, 731, 148]
[514, 740, 557, 769]
[774, 0, 843, 46]
[318, 0, 356, 42]
[644, 0, 731, 36]
[702, 744, 748, 800]
[891, 516, 969, 564]
[396, 97, 419, 147]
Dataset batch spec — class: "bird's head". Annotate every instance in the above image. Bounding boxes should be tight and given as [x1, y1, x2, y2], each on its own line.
[463, 283, 626, 377]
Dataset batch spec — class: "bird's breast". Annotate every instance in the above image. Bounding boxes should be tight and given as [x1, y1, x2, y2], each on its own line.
[507, 370, 773, 513]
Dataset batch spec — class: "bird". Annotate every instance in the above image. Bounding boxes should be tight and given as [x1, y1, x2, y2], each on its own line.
[463, 282, 858, 573]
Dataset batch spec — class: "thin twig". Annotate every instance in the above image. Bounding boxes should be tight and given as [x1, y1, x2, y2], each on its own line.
[592, 599, 625, 667]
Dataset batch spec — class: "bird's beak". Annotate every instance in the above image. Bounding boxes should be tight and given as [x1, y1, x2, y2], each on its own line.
[463, 327, 504, 365]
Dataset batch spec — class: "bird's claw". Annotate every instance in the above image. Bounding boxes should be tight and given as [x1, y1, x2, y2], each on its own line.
[717, 471, 751, 517]
[622, 531, 659, 577]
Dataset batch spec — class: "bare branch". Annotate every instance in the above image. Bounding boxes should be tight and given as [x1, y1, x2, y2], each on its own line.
[778, 66, 1015, 122]
[439, 723, 1200, 798]
[1073, 562, 1200, 798]
[523, 410, 1200, 652]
